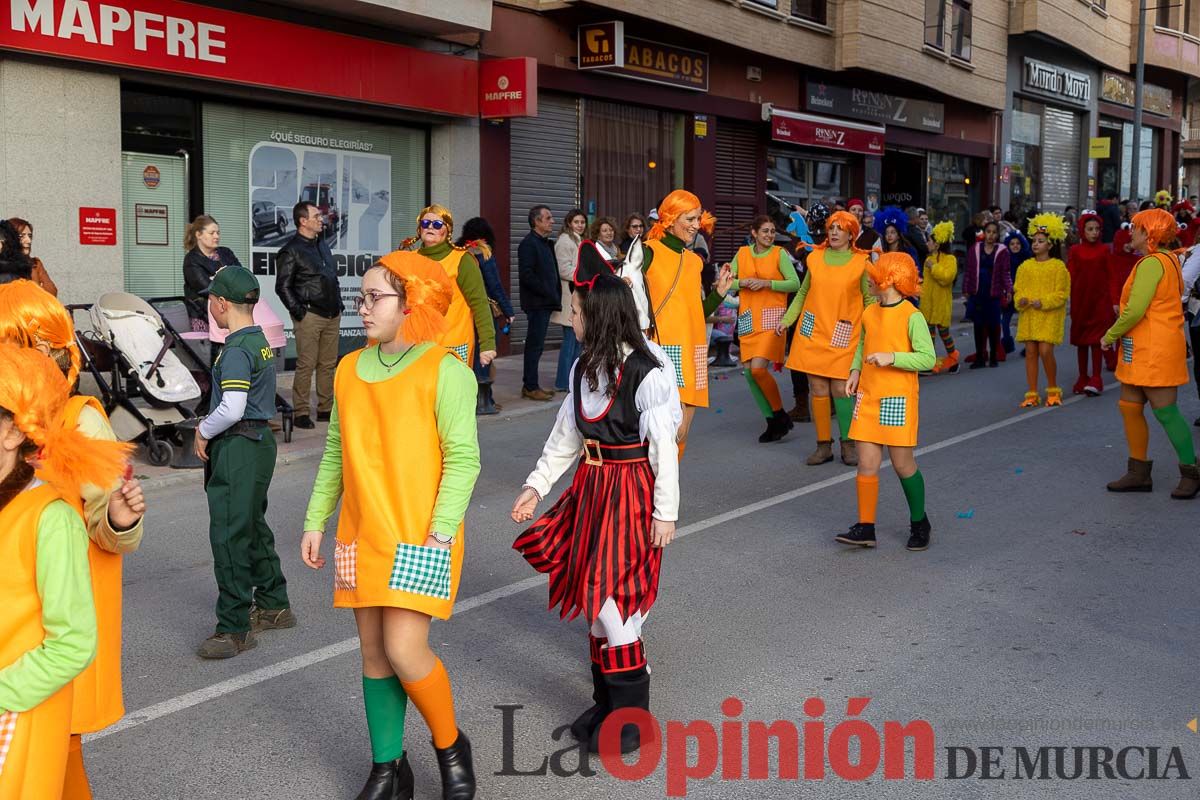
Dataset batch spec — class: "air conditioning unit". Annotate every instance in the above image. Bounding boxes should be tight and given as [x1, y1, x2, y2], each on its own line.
[747, 66, 763, 82]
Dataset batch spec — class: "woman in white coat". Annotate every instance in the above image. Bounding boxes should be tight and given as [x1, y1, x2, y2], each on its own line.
[553, 209, 587, 392]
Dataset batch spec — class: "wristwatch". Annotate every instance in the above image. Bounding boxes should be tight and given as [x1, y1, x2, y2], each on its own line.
[430, 530, 456, 545]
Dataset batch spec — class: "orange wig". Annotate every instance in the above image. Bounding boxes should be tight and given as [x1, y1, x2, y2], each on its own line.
[1131, 208, 1178, 251]
[867, 252, 922, 297]
[417, 204, 454, 239]
[0, 342, 129, 499]
[0, 279, 81, 385]
[825, 210, 862, 245]
[375, 251, 454, 344]
[647, 190, 716, 242]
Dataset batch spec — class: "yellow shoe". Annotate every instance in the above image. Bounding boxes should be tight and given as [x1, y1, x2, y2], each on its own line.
[1020, 391, 1041, 409]
[1046, 386, 1063, 407]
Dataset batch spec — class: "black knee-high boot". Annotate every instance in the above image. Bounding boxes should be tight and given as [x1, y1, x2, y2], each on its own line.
[589, 641, 651, 755]
[571, 635, 609, 741]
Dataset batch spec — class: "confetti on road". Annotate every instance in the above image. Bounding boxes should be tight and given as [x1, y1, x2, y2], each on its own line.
[956, 509, 975, 519]
[1071, 529, 1087, 536]
[1014, 468, 1024, 474]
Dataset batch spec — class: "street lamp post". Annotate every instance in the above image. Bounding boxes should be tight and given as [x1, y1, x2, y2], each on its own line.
[1132, 0, 1147, 202]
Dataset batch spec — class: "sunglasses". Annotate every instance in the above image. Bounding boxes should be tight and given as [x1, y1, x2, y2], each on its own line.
[420, 219, 446, 230]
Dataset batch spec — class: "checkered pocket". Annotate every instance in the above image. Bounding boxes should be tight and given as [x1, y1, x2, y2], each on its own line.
[693, 345, 709, 391]
[450, 343, 470, 363]
[389, 542, 452, 599]
[853, 391, 863, 421]
[799, 310, 816, 338]
[737, 310, 753, 337]
[662, 344, 685, 387]
[761, 307, 785, 332]
[831, 319, 854, 349]
[879, 396, 908, 427]
[334, 539, 357, 591]
[1121, 336, 1134, 364]
[0, 711, 16, 779]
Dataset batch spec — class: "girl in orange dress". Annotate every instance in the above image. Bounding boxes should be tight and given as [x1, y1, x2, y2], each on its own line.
[642, 190, 733, 458]
[776, 211, 873, 467]
[0, 344, 129, 800]
[0, 280, 146, 800]
[301, 252, 482, 800]
[731, 215, 801, 442]
[836, 253, 936, 550]
[1102, 208, 1198, 499]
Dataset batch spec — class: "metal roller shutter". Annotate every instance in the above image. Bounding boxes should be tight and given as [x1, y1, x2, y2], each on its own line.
[509, 93, 580, 351]
[713, 119, 763, 265]
[1041, 107, 1081, 213]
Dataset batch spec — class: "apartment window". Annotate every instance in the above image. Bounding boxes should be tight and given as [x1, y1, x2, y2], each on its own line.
[792, 0, 828, 25]
[951, 0, 972, 60]
[1156, 0, 1171, 27]
[924, 0, 945, 48]
[1092, 0, 1105, 9]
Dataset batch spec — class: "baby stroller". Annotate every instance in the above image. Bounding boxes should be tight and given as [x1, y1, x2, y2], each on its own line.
[70, 293, 204, 468]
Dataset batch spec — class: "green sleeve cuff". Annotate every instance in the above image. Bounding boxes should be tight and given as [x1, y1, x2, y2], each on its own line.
[892, 311, 937, 372]
[303, 399, 344, 531]
[772, 250, 801, 293]
[703, 290, 725, 317]
[851, 327, 865, 373]
[431, 355, 482, 534]
[1105, 257, 1164, 343]
[780, 271, 812, 327]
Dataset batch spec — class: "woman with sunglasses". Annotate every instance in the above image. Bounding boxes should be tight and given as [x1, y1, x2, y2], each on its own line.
[302, 251, 482, 800]
[402, 205, 496, 369]
[620, 213, 647, 254]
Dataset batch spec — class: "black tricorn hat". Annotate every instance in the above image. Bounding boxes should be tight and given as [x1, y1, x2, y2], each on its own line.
[573, 240, 617, 289]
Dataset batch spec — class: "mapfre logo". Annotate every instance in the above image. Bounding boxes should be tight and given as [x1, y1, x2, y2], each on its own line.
[485, 74, 522, 102]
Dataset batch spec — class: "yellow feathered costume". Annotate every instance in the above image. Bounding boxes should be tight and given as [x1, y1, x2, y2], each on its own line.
[921, 222, 957, 328]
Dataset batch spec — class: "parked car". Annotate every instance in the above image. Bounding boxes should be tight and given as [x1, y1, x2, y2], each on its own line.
[253, 201, 288, 239]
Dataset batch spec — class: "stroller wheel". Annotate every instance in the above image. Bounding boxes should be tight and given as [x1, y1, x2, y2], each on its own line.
[282, 413, 294, 444]
[146, 439, 174, 467]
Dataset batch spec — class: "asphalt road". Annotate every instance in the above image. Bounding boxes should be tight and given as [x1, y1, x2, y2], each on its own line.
[84, 343, 1200, 799]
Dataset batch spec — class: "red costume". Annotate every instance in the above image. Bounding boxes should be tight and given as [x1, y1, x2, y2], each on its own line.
[1068, 212, 1115, 395]
[1108, 228, 1138, 308]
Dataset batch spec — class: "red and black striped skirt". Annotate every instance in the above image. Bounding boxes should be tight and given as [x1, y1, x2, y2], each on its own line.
[513, 460, 661, 624]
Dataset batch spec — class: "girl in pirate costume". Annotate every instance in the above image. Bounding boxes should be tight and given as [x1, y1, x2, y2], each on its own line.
[301, 251, 481, 800]
[730, 215, 801, 442]
[401, 204, 496, 369]
[1103, 208, 1199, 498]
[1014, 214, 1071, 408]
[0, 343, 130, 800]
[512, 261, 682, 756]
[640, 190, 733, 459]
[922, 222, 959, 373]
[0, 280, 146, 800]
[1067, 210, 1115, 396]
[776, 210, 874, 467]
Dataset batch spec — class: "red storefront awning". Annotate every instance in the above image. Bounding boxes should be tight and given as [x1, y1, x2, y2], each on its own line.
[766, 106, 885, 156]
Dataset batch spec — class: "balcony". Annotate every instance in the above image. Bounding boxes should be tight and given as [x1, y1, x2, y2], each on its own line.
[1138, 25, 1200, 79]
[1184, 121, 1200, 159]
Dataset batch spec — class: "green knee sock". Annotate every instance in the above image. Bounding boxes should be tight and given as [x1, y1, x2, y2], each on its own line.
[898, 470, 926, 522]
[1152, 404, 1197, 465]
[363, 675, 408, 763]
[832, 396, 855, 440]
[744, 368, 773, 419]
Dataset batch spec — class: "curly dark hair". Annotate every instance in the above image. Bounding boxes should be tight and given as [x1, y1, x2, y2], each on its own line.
[456, 217, 497, 251]
[0, 220, 33, 283]
[576, 273, 660, 398]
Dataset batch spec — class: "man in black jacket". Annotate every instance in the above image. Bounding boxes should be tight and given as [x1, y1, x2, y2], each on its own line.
[1098, 191, 1123, 244]
[517, 205, 559, 401]
[275, 201, 343, 428]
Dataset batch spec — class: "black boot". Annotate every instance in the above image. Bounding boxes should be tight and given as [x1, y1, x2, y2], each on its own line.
[570, 661, 609, 741]
[712, 339, 737, 367]
[476, 382, 498, 416]
[589, 666, 651, 755]
[758, 410, 793, 443]
[834, 522, 876, 548]
[433, 730, 475, 800]
[355, 753, 414, 800]
[906, 516, 931, 551]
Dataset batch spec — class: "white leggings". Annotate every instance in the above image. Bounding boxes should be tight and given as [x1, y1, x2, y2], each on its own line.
[589, 597, 647, 647]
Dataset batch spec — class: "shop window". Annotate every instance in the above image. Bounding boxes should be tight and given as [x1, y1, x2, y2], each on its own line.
[765, 152, 847, 233]
[951, 0, 972, 60]
[924, 0, 945, 49]
[927, 152, 979, 248]
[582, 100, 678, 226]
[792, 0, 828, 25]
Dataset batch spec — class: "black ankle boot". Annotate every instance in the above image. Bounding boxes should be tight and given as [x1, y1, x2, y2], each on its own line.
[476, 382, 498, 416]
[570, 662, 609, 741]
[433, 730, 475, 800]
[588, 667, 651, 755]
[355, 753, 414, 800]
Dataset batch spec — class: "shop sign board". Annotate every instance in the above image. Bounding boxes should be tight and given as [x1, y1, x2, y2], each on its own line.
[79, 206, 117, 245]
[578, 22, 708, 91]
[769, 109, 885, 155]
[1100, 72, 1173, 117]
[480, 58, 538, 119]
[1023, 58, 1091, 107]
[805, 81, 944, 134]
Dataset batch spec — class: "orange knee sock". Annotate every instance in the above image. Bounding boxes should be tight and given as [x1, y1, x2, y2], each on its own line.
[62, 734, 93, 800]
[812, 395, 832, 441]
[1119, 399, 1150, 461]
[402, 658, 459, 749]
[856, 475, 879, 524]
[751, 368, 783, 412]
[677, 439, 687, 460]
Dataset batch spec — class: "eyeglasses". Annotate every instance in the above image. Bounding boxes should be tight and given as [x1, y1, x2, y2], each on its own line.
[354, 290, 402, 312]
[420, 219, 446, 230]
[630, 223, 644, 229]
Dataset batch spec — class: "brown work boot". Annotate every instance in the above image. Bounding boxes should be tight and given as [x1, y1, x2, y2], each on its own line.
[1171, 463, 1200, 499]
[840, 439, 858, 466]
[1106, 458, 1153, 493]
[197, 630, 257, 659]
[789, 392, 811, 423]
[522, 387, 555, 402]
[250, 607, 297, 632]
[806, 440, 834, 465]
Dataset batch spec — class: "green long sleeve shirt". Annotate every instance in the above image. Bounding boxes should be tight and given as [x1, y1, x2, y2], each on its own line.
[0, 498, 97, 713]
[303, 343, 481, 536]
[421, 241, 497, 353]
[1103, 252, 1167, 345]
[780, 249, 873, 328]
[641, 233, 727, 316]
[851, 303, 937, 373]
[730, 245, 801, 293]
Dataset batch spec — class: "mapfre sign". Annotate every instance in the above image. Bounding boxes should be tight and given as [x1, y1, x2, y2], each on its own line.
[480, 57, 537, 119]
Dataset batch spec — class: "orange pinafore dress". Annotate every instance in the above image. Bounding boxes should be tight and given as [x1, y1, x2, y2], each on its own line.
[645, 239, 708, 407]
[1115, 250, 1189, 388]
[785, 249, 870, 380]
[434, 248, 475, 366]
[331, 347, 464, 619]
[57, 396, 126, 739]
[0, 484, 76, 800]
[849, 301, 921, 447]
[735, 245, 788, 363]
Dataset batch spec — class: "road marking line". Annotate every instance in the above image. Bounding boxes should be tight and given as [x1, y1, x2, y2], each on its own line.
[88, 386, 1101, 742]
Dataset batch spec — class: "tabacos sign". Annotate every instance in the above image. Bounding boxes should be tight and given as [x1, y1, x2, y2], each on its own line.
[578, 21, 708, 92]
